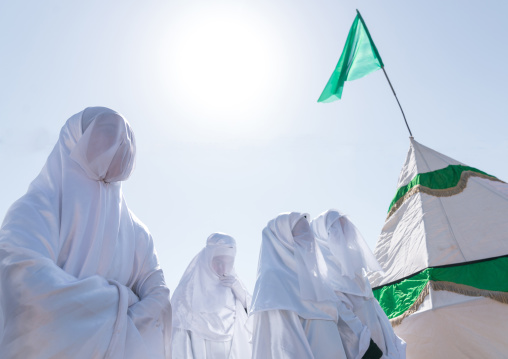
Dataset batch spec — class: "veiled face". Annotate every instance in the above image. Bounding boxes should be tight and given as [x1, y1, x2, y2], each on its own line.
[205, 233, 237, 277]
[291, 215, 316, 247]
[328, 219, 345, 243]
[86, 117, 122, 163]
[87, 114, 135, 182]
[268, 212, 311, 252]
[70, 108, 136, 183]
[292, 216, 311, 237]
[211, 255, 235, 276]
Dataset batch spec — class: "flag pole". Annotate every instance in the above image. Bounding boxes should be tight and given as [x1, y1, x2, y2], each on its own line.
[356, 9, 413, 137]
[320, 9, 415, 138]
[381, 67, 413, 137]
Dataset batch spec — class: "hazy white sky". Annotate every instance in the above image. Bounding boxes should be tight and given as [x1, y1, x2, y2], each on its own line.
[1, 0, 507, 292]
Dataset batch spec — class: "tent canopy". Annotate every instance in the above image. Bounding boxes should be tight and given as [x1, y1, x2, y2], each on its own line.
[369, 138, 508, 358]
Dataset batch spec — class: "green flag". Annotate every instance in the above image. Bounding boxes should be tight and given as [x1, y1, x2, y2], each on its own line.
[318, 10, 384, 103]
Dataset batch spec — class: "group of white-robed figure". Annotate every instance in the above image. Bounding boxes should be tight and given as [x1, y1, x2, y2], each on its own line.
[0, 107, 406, 359]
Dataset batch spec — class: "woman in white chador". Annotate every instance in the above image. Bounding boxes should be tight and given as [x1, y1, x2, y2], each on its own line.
[0, 107, 172, 358]
[311, 209, 406, 359]
[251, 212, 368, 359]
[171, 233, 252, 359]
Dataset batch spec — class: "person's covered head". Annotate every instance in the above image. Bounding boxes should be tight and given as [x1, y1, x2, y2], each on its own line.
[266, 212, 311, 252]
[311, 209, 342, 242]
[70, 106, 136, 183]
[1, 107, 141, 280]
[206, 233, 236, 277]
[171, 232, 241, 339]
[311, 209, 382, 278]
[250, 211, 337, 320]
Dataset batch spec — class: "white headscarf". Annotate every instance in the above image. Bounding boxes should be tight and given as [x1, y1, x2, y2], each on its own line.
[70, 106, 136, 184]
[250, 212, 338, 321]
[2, 106, 137, 279]
[311, 209, 382, 297]
[0, 107, 170, 358]
[172, 233, 249, 341]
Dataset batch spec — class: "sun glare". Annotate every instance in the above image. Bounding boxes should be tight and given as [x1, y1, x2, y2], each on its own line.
[162, 5, 284, 139]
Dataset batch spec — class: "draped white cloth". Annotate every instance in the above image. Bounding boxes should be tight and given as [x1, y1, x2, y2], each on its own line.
[250, 213, 338, 320]
[311, 209, 406, 359]
[0, 107, 172, 358]
[171, 233, 252, 359]
[251, 212, 348, 359]
[252, 310, 346, 359]
[311, 209, 382, 295]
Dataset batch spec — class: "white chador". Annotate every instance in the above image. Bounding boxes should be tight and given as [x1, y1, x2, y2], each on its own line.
[311, 209, 406, 359]
[0, 107, 172, 359]
[251, 212, 358, 359]
[171, 233, 252, 359]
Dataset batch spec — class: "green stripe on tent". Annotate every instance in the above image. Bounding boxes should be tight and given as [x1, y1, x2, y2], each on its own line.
[388, 165, 496, 213]
[372, 256, 508, 319]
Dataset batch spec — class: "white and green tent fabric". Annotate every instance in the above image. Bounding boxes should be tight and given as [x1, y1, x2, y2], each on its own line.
[369, 138, 508, 358]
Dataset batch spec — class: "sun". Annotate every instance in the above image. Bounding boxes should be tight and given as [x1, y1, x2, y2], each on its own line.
[161, 5, 284, 139]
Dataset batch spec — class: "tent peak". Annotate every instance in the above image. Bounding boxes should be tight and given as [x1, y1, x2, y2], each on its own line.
[398, 139, 464, 189]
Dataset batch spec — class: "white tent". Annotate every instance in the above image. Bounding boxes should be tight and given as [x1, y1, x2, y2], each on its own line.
[369, 138, 508, 358]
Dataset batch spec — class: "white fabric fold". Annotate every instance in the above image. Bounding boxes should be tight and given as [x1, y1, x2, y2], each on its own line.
[252, 310, 347, 359]
[0, 107, 171, 358]
[311, 209, 406, 359]
[250, 212, 338, 321]
[171, 233, 252, 358]
[251, 212, 351, 359]
[70, 107, 136, 184]
[311, 209, 382, 280]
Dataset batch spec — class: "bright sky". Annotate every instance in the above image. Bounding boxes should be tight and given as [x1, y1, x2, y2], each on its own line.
[1, 0, 507, 293]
